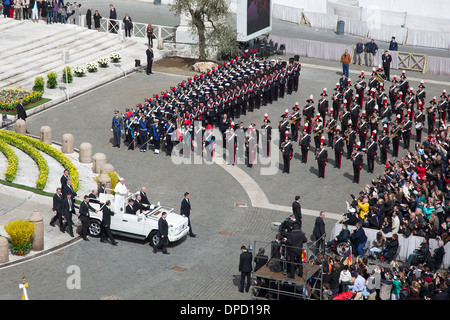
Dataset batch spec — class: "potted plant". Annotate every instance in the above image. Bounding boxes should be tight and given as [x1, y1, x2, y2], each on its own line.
[97, 56, 110, 68]
[47, 72, 58, 88]
[4, 219, 36, 256]
[62, 66, 73, 83]
[110, 52, 122, 63]
[74, 65, 87, 77]
[86, 61, 99, 73]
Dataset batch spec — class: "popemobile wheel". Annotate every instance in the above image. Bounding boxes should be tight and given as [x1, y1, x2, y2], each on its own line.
[148, 230, 159, 248]
[336, 241, 350, 256]
[89, 219, 102, 237]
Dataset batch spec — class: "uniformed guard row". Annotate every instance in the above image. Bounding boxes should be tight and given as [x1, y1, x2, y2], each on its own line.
[111, 50, 301, 156]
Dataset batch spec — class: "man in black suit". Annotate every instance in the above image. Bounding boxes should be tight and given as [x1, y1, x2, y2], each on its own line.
[50, 187, 64, 230]
[16, 97, 27, 123]
[133, 194, 149, 213]
[284, 223, 307, 278]
[292, 195, 302, 229]
[78, 195, 98, 241]
[125, 199, 136, 214]
[181, 192, 196, 237]
[312, 211, 326, 256]
[153, 211, 170, 254]
[146, 45, 154, 75]
[139, 186, 151, 206]
[60, 169, 69, 191]
[62, 179, 77, 199]
[98, 182, 106, 195]
[238, 246, 253, 293]
[61, 193, 76, 237]
[100, 200, 118, 245]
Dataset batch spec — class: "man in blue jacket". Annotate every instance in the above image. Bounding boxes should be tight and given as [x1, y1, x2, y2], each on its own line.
[351, 221, 367, 257]
[365, 39, 378, 67]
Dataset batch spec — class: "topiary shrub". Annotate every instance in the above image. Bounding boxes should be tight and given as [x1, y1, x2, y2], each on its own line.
[47, 72, 58, 88]
[62, 66, 73, 84]
[32, 76, 45, 93]
[4, 219, 36, 256]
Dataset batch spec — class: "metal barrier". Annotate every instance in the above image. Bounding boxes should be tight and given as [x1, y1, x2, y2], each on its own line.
[79, 15, 177, 43]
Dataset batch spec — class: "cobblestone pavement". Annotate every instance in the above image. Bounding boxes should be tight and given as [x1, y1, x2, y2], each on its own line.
[1, 57, 449, 300]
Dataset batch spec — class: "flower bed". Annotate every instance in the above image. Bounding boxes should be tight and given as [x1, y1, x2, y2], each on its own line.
[110, 52, 122, 63]
[0, 131, 48, 190]
[97, 56, 110, 68]
[0, 88, 43, 112]
[0, 139, 18, 182]
[0, 131, 79, 192]
[74, 65, 88, 77]
[86, 61, 99, 72]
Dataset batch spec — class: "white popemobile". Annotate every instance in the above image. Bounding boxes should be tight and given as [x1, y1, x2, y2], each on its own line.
[88, 192, 190, 247]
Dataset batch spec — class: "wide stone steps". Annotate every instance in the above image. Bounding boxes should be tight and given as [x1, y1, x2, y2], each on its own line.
[0, 18, 139, 90]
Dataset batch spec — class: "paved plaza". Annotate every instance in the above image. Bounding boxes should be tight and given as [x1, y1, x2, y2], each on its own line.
[1, 2, 450, 301]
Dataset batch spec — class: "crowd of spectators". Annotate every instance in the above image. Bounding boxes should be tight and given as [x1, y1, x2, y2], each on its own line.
[343, 128, 450, 245]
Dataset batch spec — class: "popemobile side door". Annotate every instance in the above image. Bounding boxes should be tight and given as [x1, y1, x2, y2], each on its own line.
[112, 210, 146, 237]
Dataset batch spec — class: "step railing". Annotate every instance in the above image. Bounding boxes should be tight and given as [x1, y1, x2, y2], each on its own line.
[78, 15, 177, 44]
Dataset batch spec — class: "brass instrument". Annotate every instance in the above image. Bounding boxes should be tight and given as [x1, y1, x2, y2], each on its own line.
[313, 128, 323, 137]
[391, 126, 402, 138]
[375, 71, 385, 84]
[326, 123, 336, 133]
[289, 116, 302, 124]
[370, 114, 379, 123]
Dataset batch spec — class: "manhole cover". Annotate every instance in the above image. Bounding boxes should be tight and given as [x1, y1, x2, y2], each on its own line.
[219, 231, 232, 236]
[235, 203, 248, 207]
[171, 266, 187, 272]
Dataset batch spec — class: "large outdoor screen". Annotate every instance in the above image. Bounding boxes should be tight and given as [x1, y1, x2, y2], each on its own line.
[237, 0, 272, 42]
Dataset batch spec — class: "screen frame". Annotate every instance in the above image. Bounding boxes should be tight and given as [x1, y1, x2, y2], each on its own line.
[236, 0, 273, 42]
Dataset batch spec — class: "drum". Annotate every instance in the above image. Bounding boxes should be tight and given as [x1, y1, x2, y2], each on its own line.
[415, 123, 423, 130]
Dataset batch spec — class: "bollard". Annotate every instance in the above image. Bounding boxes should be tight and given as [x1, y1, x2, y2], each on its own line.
[101, 163, 115, 173]
[61, 133, 74, 154]
[79, 142, 93, 163]
[92, 153, 107, 174]
[0, 237, 9, 263]
[14, 119, 27, 135]
[28, 210, 44, 251]
[40, 126, 52, 145]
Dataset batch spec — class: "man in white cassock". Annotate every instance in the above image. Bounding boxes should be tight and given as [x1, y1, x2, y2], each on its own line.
[114, 178, 129, 214]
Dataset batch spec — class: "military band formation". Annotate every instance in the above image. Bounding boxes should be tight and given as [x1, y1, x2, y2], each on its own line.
[111, 51, 445, 183]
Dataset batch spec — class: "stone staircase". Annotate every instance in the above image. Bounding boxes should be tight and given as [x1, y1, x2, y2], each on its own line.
[0, 17, 145, 91]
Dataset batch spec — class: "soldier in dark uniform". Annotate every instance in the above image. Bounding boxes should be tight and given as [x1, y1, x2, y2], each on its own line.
[351, 143, 364, 184]
[415, 105, 425, 142]
[427, 97, 437, 134]
[333, 127, 344, 169]
[318, 89, 328, 121]
[150, 117, 163, 154]
[293, 57, 301, 92]
[290, 103, 301, 142]
[379, 128, 390, 164]
[316, 140, 328, 179]
[299, 128, 311, 164]
[138, 114, 149, 152]
[358, 115, 368, 149]
[366, 134, 377, 173]
[402, 117, 413, 150]
[303, 96, 315, 134]
[164, 118, 176, 156]
[281, 135, 293, 174]
[261, 116, 272, 157]
[111, 110, 123, 148]
[326, 112, 337, 146]
[437, 94, 448, 125]
[391, 118, 401, 158]
[279, 112, 290, 148]
[416, 81, 426, 107]
[355, 72, 366, 107]
[346, 125, 356, 160]
[279, 64, 287, 99]
[287, 59, 295, 95]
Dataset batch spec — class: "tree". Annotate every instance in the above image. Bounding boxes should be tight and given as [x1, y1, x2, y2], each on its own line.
[170, 0, 240, 61]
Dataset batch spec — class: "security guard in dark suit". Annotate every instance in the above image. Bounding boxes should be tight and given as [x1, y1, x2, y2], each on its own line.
[50, 187, 64, 231]
[100, 200, 118, 245]
[238, 246, 253, 292]
[79, 195, 98, 241]
[153, 211, 170, 254]
[283, 223, 307, 278]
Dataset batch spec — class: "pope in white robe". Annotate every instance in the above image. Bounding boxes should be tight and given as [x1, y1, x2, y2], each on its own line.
[114, 178, 129, 214]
